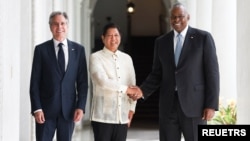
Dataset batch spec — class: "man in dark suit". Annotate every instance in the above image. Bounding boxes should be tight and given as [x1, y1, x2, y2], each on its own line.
[29, 11, 88, 141]
[128, 2, 220, 141]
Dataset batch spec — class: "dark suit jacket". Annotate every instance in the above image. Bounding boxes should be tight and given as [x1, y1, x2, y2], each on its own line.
[141, 26, 220, 118]
[30, 39, 88, 120]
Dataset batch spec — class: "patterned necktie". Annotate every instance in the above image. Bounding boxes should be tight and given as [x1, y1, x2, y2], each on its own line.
[175, 34, 182, 66]
[58, 43, 65, 74]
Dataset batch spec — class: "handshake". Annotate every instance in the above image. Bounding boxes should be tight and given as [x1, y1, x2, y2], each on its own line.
[126, 86, 143, 101]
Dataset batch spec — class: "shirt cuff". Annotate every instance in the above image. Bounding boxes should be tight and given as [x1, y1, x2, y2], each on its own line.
[34, 109, 42, 114]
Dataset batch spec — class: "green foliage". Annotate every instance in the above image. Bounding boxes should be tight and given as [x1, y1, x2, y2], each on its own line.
[208, 100, 237, 125]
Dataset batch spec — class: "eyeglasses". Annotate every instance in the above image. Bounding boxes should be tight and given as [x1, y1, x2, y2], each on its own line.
[171, 15, 186, 20]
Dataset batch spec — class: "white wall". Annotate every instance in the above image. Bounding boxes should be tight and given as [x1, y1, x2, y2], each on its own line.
[237, 0, 250, 124]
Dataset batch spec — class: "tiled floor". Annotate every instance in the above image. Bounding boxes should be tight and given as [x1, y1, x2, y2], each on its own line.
[127, 120, 159, 141]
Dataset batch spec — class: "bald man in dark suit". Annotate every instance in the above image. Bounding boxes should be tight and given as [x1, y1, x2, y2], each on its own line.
[128, 3, 220, 141]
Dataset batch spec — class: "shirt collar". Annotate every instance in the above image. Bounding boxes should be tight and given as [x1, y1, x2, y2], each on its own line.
[53, 39, 68, 48]
[174, 25, 189, 38]
[102, 47, 120, 57]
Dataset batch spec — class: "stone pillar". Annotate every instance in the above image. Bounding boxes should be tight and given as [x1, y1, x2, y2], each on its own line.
[0, 0, 21, 140]
[80, 0, 92, 124]
[20, 1, 33, 140]
[196, 0, 212, 31]
[33, 0, 52, 45]
[65, 0, 75, 40]
[237, 0, 250, 124]
[181, 0, 197, 27]
[211, 0, 237, 105]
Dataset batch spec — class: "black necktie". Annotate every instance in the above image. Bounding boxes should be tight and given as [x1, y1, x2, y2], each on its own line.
[58, 43, 65, 74]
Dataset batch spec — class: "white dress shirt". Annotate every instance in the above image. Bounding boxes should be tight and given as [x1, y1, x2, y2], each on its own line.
[89, 47, 137, 124]
[173, 25, 188, 53]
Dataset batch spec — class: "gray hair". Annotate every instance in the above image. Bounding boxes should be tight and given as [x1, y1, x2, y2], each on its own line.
[171, 2, 188, 14]
[48, 11, 68, 25]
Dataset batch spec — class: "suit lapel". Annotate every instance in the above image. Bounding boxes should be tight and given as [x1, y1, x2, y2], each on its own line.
[163, 31, 175, 67]
[65, 40, 75, 77]
[47, 39, 56, 62]
[168, 32, 175, 67]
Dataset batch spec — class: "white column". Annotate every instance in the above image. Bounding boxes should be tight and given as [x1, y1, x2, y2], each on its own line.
[80, 0, 92, 124]
[66, 0, 79, 42]
[0, 0, 3, 137]
[67, 0, 75, 40]
[53, 0, 66, 11]
[181, 0, 197, 27]
[211, 0, 237, 105]
[20, 0, 33, 140]
[196, 0, 212, 31]
[237, 0, 250, 124]
[0, 0, 21, 140]
[33, 0, 52, 45]
[0, 0, 4, 139]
